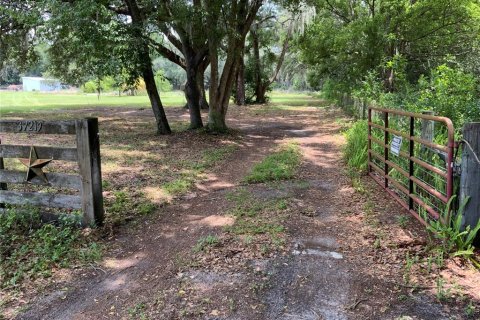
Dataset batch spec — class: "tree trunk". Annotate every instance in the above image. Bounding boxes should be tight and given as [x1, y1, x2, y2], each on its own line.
[205, 0, 262, 133]
[207, 45, 229, 133]
[142, 55, 172, 134]
[252, 28, 264, 104]
[207, 107, 227, 133]
[236, 53, 246, 106]
[185, 62, 203, 129]
[252, 21, 292, 104]
[255, 84, 267, 104]
[197, 67, 209, 110]
[125, 0, 171, 134]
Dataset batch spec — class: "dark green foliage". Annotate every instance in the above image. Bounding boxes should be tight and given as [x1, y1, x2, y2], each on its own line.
[43, 1, 142, 86]
[416, 66, 480, 126]
[0, 1, 43, 83]
[297, 0, 480, 128]
[0, 207, 101, 288]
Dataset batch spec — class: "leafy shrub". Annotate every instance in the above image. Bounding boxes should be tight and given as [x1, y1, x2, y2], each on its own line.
[82, 77, 119, 93]
[343, 120, 368, 172]
[154, 71, 173, 92]
[320, 79, 350, 104]
[0, 207, 101, 288]
[101, 76, 117, 92]
[83, 80, 98, 93]
[417, 65, 479, 126]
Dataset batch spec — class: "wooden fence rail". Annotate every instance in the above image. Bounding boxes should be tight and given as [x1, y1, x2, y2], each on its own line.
[0, 118, 104, 226]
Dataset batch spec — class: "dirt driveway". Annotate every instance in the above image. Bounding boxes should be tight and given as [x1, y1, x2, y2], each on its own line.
[5, 103, 479, 319]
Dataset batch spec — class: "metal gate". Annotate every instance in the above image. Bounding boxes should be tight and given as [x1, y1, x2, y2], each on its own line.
[367, 107, 455, 224]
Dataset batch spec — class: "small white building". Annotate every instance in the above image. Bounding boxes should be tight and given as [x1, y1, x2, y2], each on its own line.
[22, 77, 62, 92]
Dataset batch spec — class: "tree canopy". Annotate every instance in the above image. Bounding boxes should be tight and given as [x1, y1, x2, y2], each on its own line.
[298, 0, 480, 93]
[2, 0, 479, 130]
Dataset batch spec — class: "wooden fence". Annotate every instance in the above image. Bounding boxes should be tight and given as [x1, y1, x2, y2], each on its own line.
[0, 118, 104, 226]
[338, 93, 368, 120]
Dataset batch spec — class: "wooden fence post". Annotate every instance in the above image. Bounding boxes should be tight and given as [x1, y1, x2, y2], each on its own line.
[0, 139, 6, 209]
[362, 99, 367, 120]
[353, 98, 359, 118]
[460, 123, 480, 242]
[76, 118, 104, 226]
[421, 111, 434, 151]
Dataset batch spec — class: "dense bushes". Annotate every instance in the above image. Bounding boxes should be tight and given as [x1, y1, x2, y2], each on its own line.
[416, 66, 479, 126]
[298, 0, 480, 129]
[154, 71, 173, 92]
[335, 64, 480, 130]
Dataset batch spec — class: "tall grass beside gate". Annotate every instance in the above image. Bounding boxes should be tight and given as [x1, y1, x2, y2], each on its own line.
[421, 196, 480, 266]
[343, 120, 368, 173]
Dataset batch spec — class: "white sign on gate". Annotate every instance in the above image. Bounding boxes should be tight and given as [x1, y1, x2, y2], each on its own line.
[391, 135, 403, 156]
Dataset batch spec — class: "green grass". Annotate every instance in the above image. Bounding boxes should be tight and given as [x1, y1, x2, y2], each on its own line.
[244, 142, 302, 183]
[0, 91, 187, 114]
[105, 190, 157, 225]
[0, 91, 322, 114]
[225, 188, 289, 238]
[268, 91, 325, 107]
[162, 144, 238, 196]
[343, 120, 368, 173]
[193, 235, 219, 252]
[200, 145, 238, 168]
[163, 178, 194, 195]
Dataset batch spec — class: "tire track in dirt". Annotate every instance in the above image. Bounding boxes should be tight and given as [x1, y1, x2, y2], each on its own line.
[16, 109, 285, 320]
[16, 106, 457, 320]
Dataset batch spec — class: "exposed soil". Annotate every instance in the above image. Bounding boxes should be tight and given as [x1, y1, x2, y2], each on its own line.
[2, 102, 479, 319]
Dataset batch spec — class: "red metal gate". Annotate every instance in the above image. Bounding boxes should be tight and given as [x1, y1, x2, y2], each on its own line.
[367, 107, 455, 224]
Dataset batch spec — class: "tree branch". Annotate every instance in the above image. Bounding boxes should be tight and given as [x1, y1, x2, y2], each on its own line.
[106, 5, 130, 15]
[324, 0, 351, 23]
[160, 26, 183, 52]
[267, 22, 293, 85]
[149, 39, 186, 69]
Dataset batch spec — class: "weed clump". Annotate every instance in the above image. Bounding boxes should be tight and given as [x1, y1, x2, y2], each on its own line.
[423, 196, 480, 261]
[244, 142, 302, 183]
[193, 235, 219, 252]
[162, 144, 238, 196]
[0, 207, 101, 288]
[225, 188, 288, 239]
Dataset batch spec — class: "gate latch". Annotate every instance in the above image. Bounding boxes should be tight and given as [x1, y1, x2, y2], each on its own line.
[452, 162, 462, 177]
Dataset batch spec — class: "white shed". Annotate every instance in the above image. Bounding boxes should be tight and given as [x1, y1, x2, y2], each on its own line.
[22, 77, 62, 92]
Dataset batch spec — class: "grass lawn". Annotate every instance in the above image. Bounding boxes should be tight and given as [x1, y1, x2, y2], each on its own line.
[268, 91, 326, 107]
[0, 91, 187, 114]
[0, 90, 324, 115]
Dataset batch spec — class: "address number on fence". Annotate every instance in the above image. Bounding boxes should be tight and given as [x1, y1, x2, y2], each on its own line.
[391, 135, 403, 156]
[17, 121, 44, 133]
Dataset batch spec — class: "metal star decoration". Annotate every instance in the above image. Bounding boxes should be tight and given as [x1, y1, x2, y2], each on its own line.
[19, 146, 53, 184]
